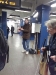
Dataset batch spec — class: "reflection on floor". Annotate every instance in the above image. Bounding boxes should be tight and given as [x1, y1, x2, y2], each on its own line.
[0, 34, 41, 75]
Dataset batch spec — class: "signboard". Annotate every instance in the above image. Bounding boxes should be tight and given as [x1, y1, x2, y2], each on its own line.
[31, 23, 41, 33]
[0, 0, 21, 8]
[35, 23, 41, 33]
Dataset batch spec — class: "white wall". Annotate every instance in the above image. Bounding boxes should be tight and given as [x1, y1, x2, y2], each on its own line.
[7, 20, 20, 33]
[7, 20, 15, 30]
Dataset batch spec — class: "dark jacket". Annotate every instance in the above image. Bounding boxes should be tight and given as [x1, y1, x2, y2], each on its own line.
[46, 33, 56, 74]
[7, 27, 9, 34]
[46, 33, 56, 56]
[11, 26, 14, 32]
[0, 29, 8, 53]
[22, 23, 31, 39]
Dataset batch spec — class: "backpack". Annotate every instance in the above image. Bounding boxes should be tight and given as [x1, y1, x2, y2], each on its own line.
[0, 29, 9, 71]
[29, 48, 36, 54]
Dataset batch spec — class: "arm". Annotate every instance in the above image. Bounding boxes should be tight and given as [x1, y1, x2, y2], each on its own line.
[45, 45, 49, 51]
[50, 55, 56, 62]
[21, 25, 31, 33]
[22, 29, 30, 32]
[41, 45, 49, 51]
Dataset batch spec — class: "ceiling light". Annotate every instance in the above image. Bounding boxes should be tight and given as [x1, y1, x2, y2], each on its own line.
[9, 16, 13, 18]
[51, 3, 56, 7]
[50, 14, 56, 16]
[23, 18, 25, 21]
[15, 10, 30, 13]
[47, 0, 55, 4]
[33, 12, 38, 18]
[28, 17, 30, 20]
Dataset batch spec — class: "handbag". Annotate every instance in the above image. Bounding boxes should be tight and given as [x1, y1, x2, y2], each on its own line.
[39, 59, 48, 75]
[39, 39, 48, 75]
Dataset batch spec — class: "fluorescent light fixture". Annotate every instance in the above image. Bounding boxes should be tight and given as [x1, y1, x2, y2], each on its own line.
[28, 17, 30, 20]
[47, 0, 55, 4]
[15, 10, 30, 13]
[9, 16, 13, 18]
[51, 3, 56, 7]
[50, 14, 56, 16]
[9, 15, 15, 18]
[23, 18, 25, 21]
[32, 10, 36, 15]
[33, 12, 38, 18]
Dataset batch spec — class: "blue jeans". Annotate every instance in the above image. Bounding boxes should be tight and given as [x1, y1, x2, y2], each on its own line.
[23, 39, 29, 51]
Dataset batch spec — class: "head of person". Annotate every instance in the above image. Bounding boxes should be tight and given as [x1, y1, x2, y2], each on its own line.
[45, 19, 56, 35]
[25, 18, 29, 24]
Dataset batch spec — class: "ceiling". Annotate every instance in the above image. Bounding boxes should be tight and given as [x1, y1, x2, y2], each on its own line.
[2, 0, 56, 20]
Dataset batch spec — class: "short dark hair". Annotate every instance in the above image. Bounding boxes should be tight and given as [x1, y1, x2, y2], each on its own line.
[25, 18, 28, 20]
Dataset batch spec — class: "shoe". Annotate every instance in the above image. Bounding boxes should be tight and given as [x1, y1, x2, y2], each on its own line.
[22, 50, 26, 53]
[26, 51, 29, 55]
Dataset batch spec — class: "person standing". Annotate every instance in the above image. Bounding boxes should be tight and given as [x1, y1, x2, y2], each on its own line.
[11, 25, 14, 37]
[19, 18, 31, 54]
[7, 26, 10, 39]
[41, 19, 56, 75]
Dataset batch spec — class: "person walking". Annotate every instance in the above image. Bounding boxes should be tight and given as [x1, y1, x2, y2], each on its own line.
[11, 25, 14, 37]
[7, 26, 10, 39]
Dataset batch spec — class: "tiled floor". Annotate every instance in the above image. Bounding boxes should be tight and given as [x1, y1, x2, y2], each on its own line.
[0, 34, 42, 75]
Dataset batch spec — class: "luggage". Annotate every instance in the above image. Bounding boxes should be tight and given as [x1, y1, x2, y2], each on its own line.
[29, 48, 36, 54]
[29, 39, 37, 54]
[39, 38, 48, 75]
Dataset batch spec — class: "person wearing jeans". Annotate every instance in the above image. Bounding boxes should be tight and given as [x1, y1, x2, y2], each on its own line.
[19, 18, 31, 54]
[23, 39, 29, 52]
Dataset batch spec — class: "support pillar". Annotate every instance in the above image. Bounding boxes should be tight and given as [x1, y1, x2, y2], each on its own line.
[36, 5, 51, 50]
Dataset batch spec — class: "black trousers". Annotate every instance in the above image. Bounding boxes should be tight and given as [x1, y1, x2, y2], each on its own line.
[11, 32, 13, 36]
[48, 60, 56, 75]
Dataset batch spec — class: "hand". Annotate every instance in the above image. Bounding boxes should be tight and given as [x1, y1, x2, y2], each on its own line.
[20, 28, 24, 31]
[50, 55, 56, 62]
[18, 27, 21, 31]
[18, 29, 21, 32]
[41, 47, 46, 51]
